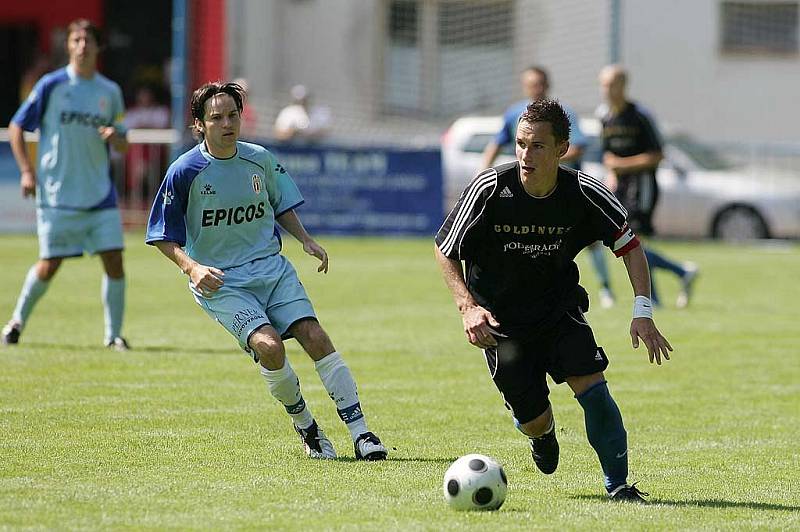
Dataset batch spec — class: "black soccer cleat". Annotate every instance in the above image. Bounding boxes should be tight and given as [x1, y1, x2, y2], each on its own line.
[354, 431, 388, 461]
[529, 429, 559, 474]
[294, 421, 337, 459]
[2, 321, 21, 345]
[608, 483, 649, 503]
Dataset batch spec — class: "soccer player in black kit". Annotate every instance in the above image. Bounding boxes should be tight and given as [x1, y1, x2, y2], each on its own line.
[599, 64, 698, 308]
[434, 99, 672, 502]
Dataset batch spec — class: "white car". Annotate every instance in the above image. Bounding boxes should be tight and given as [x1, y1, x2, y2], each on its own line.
[441, 116, 800, 240]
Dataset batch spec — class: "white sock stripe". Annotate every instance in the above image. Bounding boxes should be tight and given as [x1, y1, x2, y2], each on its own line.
[439, 170, 497, 255]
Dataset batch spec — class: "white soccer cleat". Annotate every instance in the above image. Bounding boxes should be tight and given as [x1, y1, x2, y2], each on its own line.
[354, 432, 388, 461]
[598, 288, 615, 309]
[294, 421, 337, 459]
[676, 263, 699, 308]
[2, 321, 22, 345]
[105, 337, 131, 352]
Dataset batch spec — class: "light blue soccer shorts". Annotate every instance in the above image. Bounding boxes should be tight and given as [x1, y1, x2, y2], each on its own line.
[37, 207, 125, 259]
[192, 253, 317, 353]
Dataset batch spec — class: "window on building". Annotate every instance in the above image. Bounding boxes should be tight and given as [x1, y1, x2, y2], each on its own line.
[720, 1, 799, 54]
[383, 0, 514, 117]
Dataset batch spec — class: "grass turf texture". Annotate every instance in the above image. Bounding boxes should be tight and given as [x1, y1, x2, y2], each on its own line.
[1, 234, 798, 530]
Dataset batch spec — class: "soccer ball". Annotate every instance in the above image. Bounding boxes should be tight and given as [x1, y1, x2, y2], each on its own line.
[442, 454, 508, 511]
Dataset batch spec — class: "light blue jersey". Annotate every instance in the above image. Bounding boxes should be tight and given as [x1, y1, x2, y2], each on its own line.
[11, 65, 127, 210]
[145, 141, 304, 270]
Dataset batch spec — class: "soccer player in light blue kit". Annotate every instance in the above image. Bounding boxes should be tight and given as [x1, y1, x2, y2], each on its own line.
[146, 82, 387, 460]
[2, 19, 130, 350]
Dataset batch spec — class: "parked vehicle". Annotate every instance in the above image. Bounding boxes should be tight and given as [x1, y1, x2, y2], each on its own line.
[441, 116, 800, 240]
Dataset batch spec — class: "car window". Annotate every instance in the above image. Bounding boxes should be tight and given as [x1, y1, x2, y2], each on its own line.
[667, 134, 733, 171]
[463, 134, 515, 156]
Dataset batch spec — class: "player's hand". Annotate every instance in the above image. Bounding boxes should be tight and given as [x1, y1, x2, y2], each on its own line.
[461, 305, 500, 349]
[189, 264, 225, 295]
[630, 317, 672, 365]
[603, 152, 624, 173]
[303, 239, 329, 273]
[20, 170, 36, 198]
[98, 126, 117, 142]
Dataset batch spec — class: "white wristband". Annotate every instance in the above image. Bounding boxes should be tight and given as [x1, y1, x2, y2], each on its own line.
[633, 295, 653, 319]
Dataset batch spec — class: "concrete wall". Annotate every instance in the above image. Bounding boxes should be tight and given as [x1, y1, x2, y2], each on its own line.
[621, 0, 800, 142]
[225, 0, 799, 145]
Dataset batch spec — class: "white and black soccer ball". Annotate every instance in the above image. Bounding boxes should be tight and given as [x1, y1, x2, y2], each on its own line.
[442, 454, 508, 511]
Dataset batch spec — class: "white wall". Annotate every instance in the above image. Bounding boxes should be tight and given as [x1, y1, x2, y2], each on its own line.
[621, 0, 800, 142]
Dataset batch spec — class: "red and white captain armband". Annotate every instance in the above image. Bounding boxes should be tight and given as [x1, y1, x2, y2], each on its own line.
[632, 295, 653, 320]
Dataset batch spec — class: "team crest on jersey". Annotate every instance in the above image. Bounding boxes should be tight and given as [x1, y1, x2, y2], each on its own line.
[99, 97, 107, 112]
[252, 174, 262, 194]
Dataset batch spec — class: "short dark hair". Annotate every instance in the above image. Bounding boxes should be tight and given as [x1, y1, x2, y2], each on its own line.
[66, 19, 104, 48]
[190, 81, 246, 138]
[519, 99, 571, 144]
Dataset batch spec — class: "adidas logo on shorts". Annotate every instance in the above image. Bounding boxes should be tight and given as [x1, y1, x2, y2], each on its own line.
[499, 186, 513, 198]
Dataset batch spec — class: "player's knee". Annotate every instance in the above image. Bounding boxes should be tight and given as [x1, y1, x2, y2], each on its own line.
[101, 251, 125, 278]
[250, 331, 285, 369]
[291, 319, 334, 359]
[520, 408, 554, 438]
[36, 259, 62, 281]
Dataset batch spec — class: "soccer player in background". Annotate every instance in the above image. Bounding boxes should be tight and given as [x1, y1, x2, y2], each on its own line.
[145, 81, 387, 461]
[481, 66, 616, 309]
[2, 19, 130, 350]
[599, 64, 699, 308]
[435, 99, 672, 501]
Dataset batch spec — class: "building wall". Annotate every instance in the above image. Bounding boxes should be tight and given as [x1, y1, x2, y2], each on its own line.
[227, 0, 382, 135]
[225, 0, 799, 145]
[621, 0, 800, 142]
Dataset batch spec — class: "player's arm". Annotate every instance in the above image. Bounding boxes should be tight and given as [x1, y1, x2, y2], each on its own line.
[8, 122, 36, 198]
[561, 143, 584, 164]
[603, 150, 662, 175]
[276, 209, 328, 273]
[151, 240, 225, 295]
[434, 245, 499, 349]
[480, 141, 502, 170]
[621, 245, 672, 364]
[99, 126, 129, 153]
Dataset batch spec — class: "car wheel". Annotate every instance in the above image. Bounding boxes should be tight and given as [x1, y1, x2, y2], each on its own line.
[712, 206, 769, 241]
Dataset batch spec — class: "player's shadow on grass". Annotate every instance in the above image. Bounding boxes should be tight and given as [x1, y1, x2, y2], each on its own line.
[333, 456, 456, 465]
[24, 341, 235, 355]
[572, 494, 800, 512]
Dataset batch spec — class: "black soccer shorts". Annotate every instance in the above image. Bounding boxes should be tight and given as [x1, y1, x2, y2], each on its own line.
[483, 308, 609, 424]
[615, 173, 660, 237]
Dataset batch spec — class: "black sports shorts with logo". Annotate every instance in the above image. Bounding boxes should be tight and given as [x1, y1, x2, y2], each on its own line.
[483, 307, 609, 424]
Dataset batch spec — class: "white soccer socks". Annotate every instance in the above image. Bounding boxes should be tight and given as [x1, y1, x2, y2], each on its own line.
[260, 360, 315, 430]
[11, 265, 51, 328]
[101, 275, 125, 344]
[314, 351, 369, 440]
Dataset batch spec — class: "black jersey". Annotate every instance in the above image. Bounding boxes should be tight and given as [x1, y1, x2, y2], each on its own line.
[600, 101, 661, 159]
[435, 162, 639, 333]
[601, 102, 663, 235]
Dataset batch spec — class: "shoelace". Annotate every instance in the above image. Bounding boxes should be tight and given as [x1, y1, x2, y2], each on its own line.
[626, 482, 649, 498]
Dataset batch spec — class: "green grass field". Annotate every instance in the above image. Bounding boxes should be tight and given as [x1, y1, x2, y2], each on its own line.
[1, 234, 798, 530]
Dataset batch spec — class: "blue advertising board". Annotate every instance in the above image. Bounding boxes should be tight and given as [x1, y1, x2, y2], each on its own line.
[267, 143, 443, 236]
